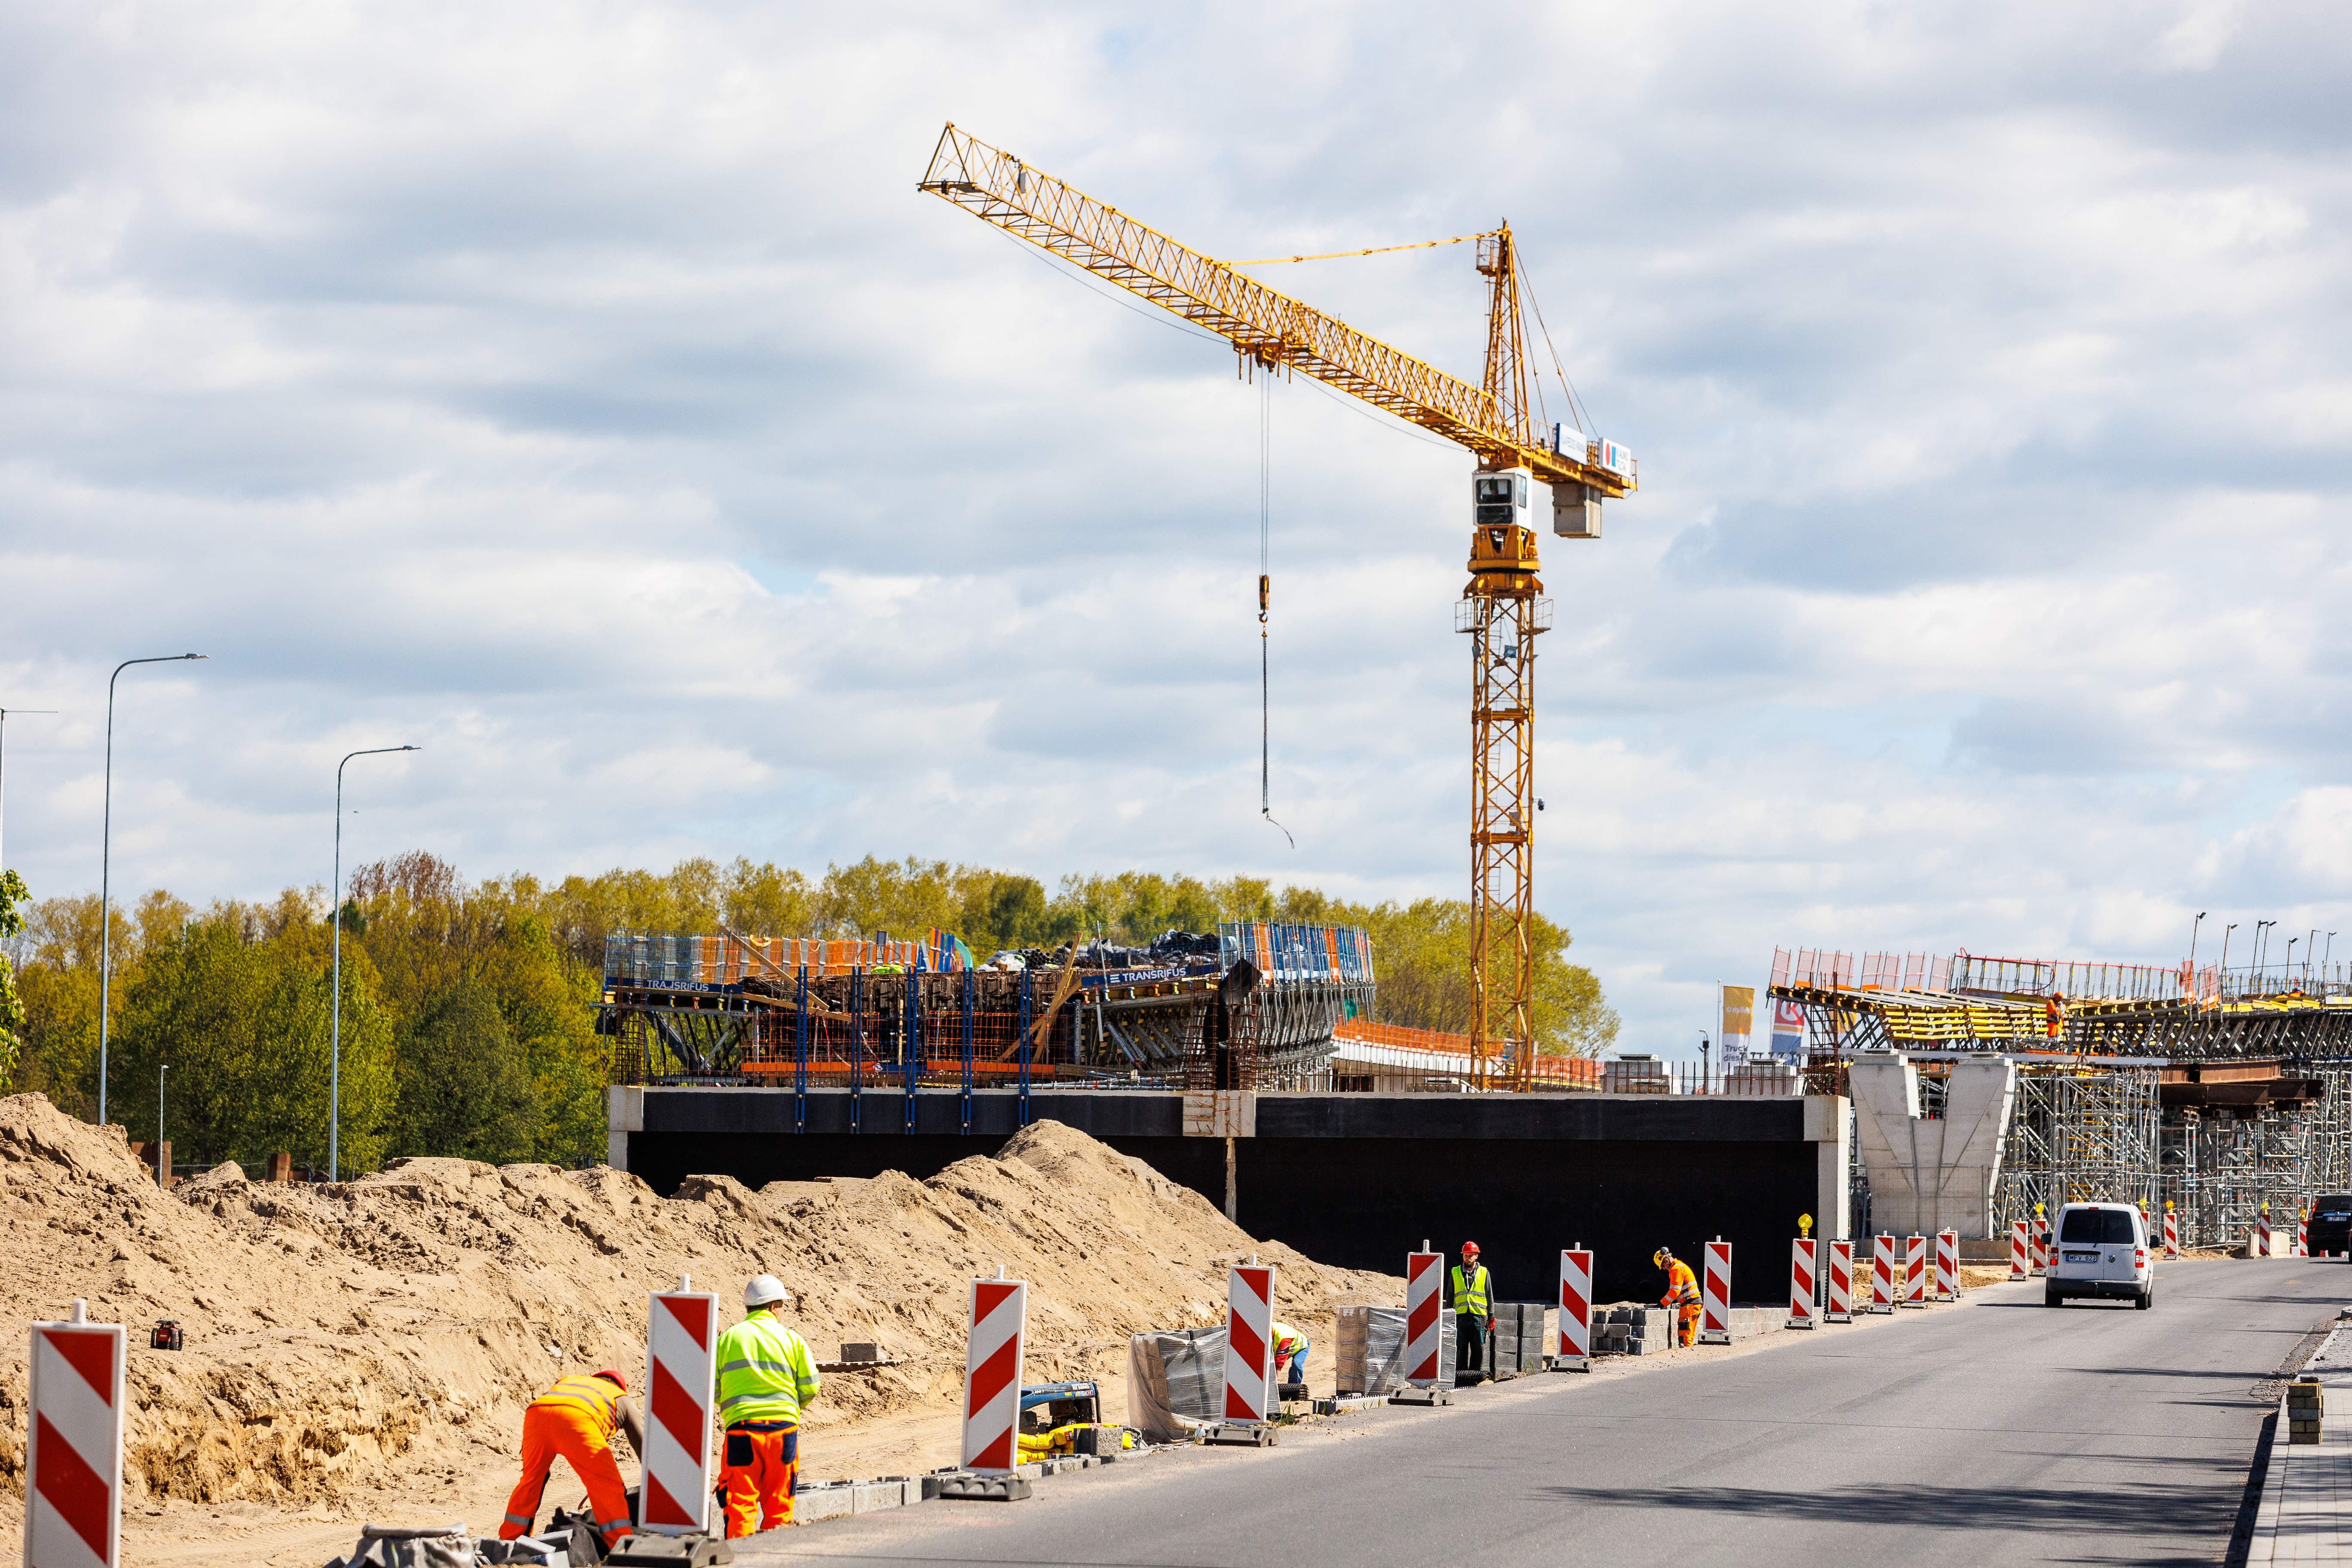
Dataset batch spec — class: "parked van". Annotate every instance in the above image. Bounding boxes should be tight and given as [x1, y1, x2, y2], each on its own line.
[2046, 1202, 2154, 1309]
[2310, 1194, 2352, 1259]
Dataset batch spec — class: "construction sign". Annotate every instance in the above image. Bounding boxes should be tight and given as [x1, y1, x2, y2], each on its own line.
[1719, 985, 1754, 1067]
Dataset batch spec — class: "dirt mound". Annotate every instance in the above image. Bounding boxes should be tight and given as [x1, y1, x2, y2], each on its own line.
[0, 1093, 1395, 1563]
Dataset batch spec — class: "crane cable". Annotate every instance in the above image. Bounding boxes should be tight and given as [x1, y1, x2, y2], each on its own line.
[1229, 232, 1485, 266]
[1259, 368, 1292, 848]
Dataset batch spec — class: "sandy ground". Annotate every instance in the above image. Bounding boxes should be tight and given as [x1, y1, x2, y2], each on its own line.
[0, 1093, 1395, 1568]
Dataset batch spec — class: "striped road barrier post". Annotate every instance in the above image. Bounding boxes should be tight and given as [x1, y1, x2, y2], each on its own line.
[2032, 1211, 2049, 1275]
[1903, 1235, 1926, 1307]
[1221, 1262, 1276, 1423]
[1935, 1230, 1958, 1302]
[1825, 1240, 1854, 1323]
[25, 1299, 124, 1568]
[1788, 1237, 1818, 1329]
[1403, 1246, 1444, 1385]
[2258, 1211, 2272, 1259]
[2164, 1203, 2178, 1258]
[2299, 1207, 2310, 1258]
[2010, 1220, 2029, 1281]
[1870, 1234, 1896, 1314]
[637, 1276, 717, 1536]
[1555, 1247, 1592, 1371]
[961, 1268, 1029, 1473]
[1700, 1239, 1732, 1345]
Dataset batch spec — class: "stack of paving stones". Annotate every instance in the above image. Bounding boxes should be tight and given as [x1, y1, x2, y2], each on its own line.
[1586, 1303, 1789, 1356]
[2289, 1375, 2324, 1444]
[1488, 1303, 1550, 1377]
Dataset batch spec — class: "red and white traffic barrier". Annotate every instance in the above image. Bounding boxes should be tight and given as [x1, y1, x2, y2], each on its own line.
[1403, 1247, 1444, 1385]
[961, 1269, 1029, 1473]
[2163, 1205, 2178, 1258]
[1903, 1235, 1927, 1307]
[26, 1299, 125, 1568]
[2010, 1220, 2029, 1281]
[1825, 1240, 1854, 1323]
[638, 1277, 717, 1535]
[2298, 1208, 2310, 1258]
[1221, 1263, 1276, 1423]
[1700, 1239, 1732, 1345]
[2031, 1213, 2049, 1276]
[1788, 1237, 1817, 1329]
[1556, 1248, 1592, 1370]
[1934, 1230, 1958, 1302]
[1870, 1234, 1896, 1314]
[2257, 1212, 2272, 1259]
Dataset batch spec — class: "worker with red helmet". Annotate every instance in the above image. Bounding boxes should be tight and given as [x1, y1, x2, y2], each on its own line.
[499, 1368, 644, 1550]
[1451, 1240, 1495, 1384]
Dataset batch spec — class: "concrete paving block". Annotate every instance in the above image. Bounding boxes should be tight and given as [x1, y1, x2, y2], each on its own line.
[793, 1482, 855, 1523]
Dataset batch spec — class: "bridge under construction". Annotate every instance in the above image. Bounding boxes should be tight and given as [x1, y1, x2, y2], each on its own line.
[1771, 947, 2352, 1250]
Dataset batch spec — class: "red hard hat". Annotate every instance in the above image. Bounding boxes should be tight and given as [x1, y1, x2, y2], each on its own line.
[594, 1369, 628, 1393]
[1461, 1240, 1481, 1255]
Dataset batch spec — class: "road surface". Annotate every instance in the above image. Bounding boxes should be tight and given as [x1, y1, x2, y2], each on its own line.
[743, 1258, 2345, 1567]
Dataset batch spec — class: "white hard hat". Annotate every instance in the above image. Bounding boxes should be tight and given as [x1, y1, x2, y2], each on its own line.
[744, 1274, 789, 1310]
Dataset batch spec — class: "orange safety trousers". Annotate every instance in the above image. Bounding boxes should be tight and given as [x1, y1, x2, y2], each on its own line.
[501, 1404, 634, 1548]
[722, 1423, 799, 1538]
[1677, 1304, 1702, 1348]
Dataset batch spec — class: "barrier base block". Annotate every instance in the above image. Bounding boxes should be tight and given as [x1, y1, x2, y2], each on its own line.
[1698, 1331, 1730, 1345]
[1869, 1305, 1895, 1315]
[1389, 1386, 1453, 1407]
[1785, 1317, 1816, 1330]
[1311, 1394, 1389, 1414]
[1825, 1310, 1852, 1323]
[935, 1474, 1033, 1502]
[1544, 1355, 1589, 1373]
[1202, 1422, 1278, 1447]
[604, 1534, 734, 1566]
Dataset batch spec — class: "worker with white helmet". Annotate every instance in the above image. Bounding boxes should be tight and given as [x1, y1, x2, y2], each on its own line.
[714, 1275, 822, 1536]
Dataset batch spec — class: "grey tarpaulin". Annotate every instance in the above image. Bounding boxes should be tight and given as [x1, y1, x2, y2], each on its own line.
[1127, 1326, 1227, 1441]
[1335, 1305, 1455, 1395]
[322, 1524, 481, 1568]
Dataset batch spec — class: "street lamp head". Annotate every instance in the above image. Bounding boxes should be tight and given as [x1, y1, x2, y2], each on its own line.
[182, 654, 206, 660]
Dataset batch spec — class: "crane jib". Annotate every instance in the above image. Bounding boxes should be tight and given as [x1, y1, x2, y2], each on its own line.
[917, 124, 1632, 499]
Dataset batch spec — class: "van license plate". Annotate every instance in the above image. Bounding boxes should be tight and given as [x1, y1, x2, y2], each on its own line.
[2063, 1252, 2098, 1262]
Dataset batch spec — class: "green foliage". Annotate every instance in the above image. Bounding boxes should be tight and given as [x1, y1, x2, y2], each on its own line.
[6, 847, 1619, 1166]
[389, 980, 540, 1163]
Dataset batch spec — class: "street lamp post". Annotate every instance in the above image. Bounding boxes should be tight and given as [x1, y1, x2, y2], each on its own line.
[2189, 912, 2207, 995]
[157, 1063, 168, 1187]
[98, 654, 205, 1127]
[332, 744, 417, 1181]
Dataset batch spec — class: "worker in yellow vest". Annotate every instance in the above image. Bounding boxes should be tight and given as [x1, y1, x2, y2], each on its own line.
[1271, 1320, 1308, 1390]
[715, 1275, 823, 1537]
[499, 1370, 644, 1550]
[1451, 1241, 1494, 1384]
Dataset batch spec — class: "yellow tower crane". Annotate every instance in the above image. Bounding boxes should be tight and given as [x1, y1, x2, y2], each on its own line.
[918, 124, 1637, 1089]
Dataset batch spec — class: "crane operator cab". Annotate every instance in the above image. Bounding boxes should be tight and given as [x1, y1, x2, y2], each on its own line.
[1467, 468, 1544, 598]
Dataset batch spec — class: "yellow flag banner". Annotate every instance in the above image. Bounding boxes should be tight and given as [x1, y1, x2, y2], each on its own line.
[1720, 984, 1755, 1064]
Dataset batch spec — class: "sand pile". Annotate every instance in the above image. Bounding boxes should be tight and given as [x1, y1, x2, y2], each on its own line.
[0, 1093, 1395, 1562]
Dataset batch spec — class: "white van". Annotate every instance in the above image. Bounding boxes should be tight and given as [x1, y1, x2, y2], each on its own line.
[2046, 1202, 2154, 1309]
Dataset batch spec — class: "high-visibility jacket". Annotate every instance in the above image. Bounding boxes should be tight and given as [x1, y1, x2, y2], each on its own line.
[1271, 1321, 1303, 1360]
[1449, 1265, 1491, 1317]
[716, 1308, 822, 1428]
[530, 1373, 624, 1435]
[1661, 1261, 1700, 1311]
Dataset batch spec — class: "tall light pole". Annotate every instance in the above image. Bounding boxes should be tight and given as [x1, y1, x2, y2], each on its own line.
[2308, 929, 2319, 986]
[1, 706, 60, 874]
[2220, 922, 2238, 990]
[332, 744, 417, 1180]
[2189, 911, 2206, 984]
[98, 654, 205, 1127]
[157, 1063, 168, 1186]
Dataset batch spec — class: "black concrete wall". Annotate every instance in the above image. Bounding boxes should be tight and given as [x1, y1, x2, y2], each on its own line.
[622, 1089, 1816, 1309]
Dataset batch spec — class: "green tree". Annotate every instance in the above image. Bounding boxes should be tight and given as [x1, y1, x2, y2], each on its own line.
[390, 979, 541, 1163]
[0, 870, 28, 1084]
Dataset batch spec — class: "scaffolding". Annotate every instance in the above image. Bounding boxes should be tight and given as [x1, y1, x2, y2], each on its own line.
[2159, 1066, 2352, 1250]
[1994, 1062, 2161, 1228]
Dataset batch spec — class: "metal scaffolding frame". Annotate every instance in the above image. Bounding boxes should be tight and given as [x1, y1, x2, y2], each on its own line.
[1994, 1062, 2161, 1228]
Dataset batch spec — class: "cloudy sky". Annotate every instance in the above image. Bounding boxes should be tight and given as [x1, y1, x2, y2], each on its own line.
[3, 0, 2348, 1053]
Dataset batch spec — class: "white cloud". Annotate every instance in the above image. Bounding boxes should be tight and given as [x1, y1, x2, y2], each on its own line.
[3, 0, 2351, 1051]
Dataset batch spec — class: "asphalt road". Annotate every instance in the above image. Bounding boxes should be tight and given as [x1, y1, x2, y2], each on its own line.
[741, 1259, 2348, 1568]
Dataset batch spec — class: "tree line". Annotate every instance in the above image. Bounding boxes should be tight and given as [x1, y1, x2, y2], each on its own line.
[0, 851, 1617, 1174]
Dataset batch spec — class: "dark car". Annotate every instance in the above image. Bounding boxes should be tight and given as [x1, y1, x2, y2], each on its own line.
[2311, 1194, 2352, 1259]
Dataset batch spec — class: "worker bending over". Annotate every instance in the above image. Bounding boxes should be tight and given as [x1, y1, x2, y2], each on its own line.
[1451, 1241, 1494, 1384]
[1271, 1320, 1308, 1389]
[1655, 1248, 1701, 1348]
[715, 1275, 823, 1538]
[499, 1370, 643, 1551]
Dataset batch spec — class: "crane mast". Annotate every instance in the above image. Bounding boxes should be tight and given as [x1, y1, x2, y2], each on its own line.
[918, 124, 1636, 1089]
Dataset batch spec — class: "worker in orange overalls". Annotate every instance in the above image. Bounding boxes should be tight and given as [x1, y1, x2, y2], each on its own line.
[1655, 1248, 1702, 1348]
[2046, 991, 2065, 1040]
[499, 1369, 645, 1550]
